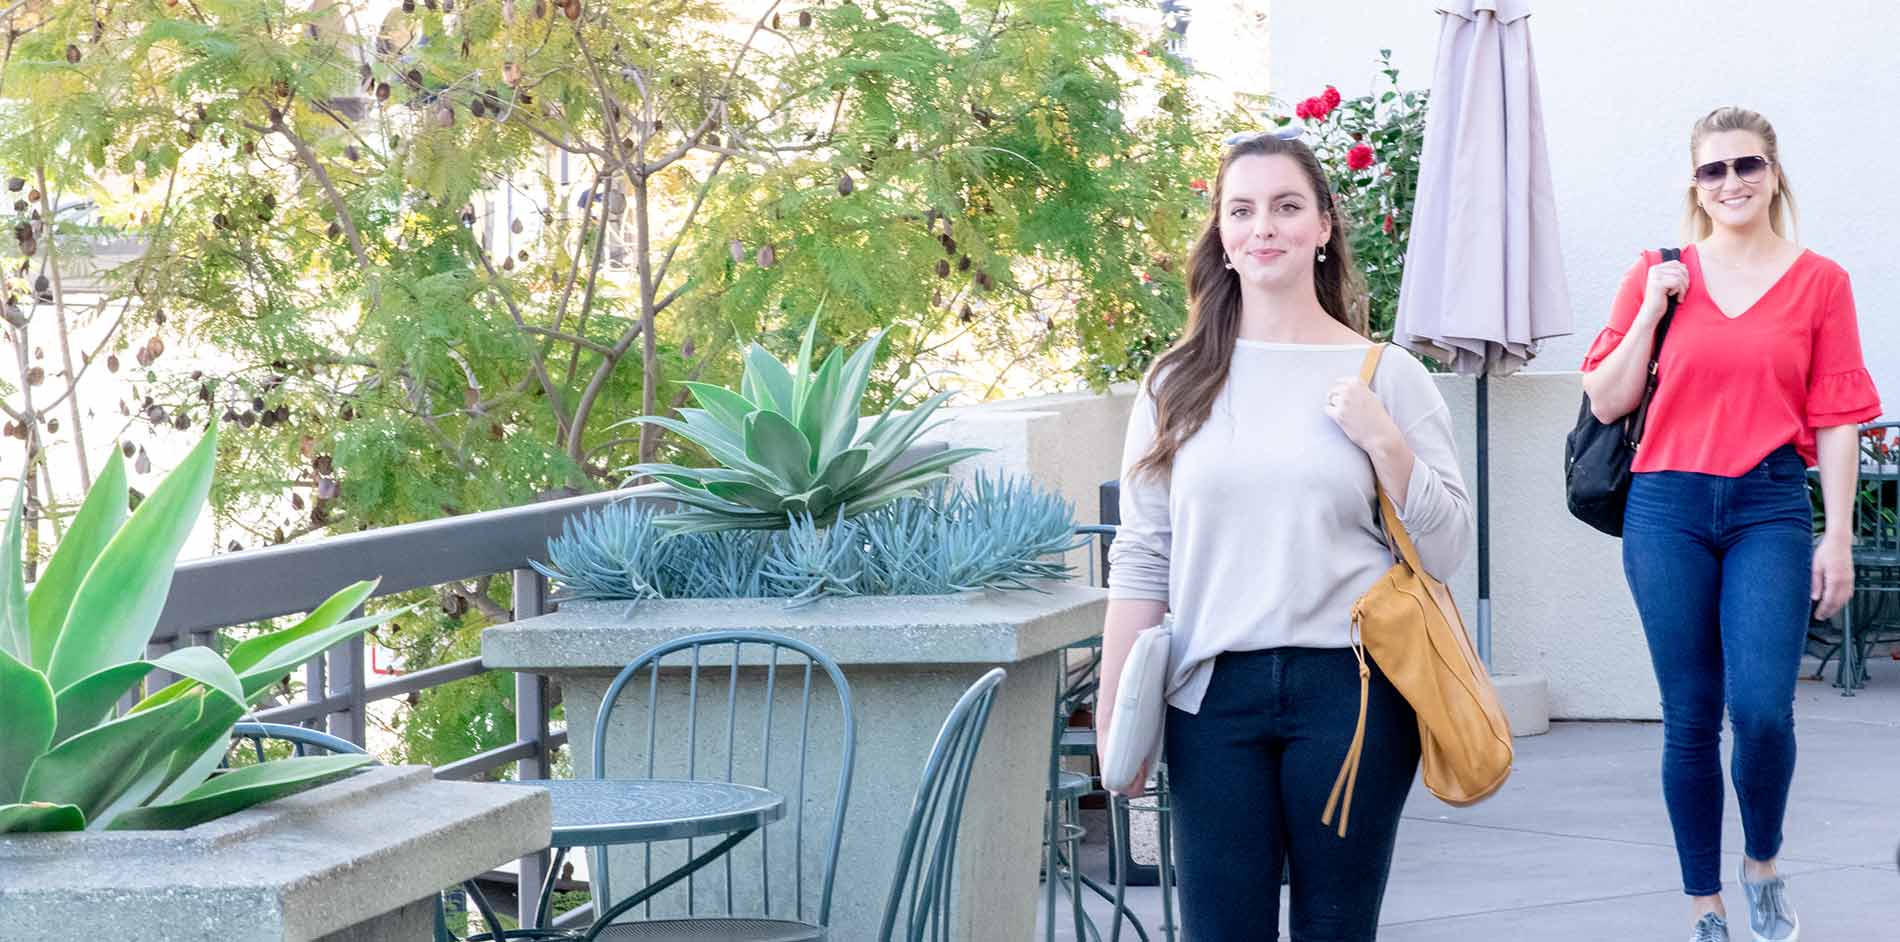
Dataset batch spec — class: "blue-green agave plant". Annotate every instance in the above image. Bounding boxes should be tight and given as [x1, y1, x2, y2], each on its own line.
[621, 318, 986, 533]
[0, 426, 393, 833]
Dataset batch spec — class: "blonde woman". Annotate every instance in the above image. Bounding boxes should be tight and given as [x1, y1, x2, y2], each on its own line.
[1095, 129, 1473, 941]
[1581, 107, 1880, 942]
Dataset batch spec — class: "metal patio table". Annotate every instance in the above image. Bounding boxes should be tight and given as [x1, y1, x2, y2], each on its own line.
[503, 778, 785, 931]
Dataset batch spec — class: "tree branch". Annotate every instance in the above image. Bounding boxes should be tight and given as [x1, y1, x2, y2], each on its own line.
[473, 246, 574, 438]
[519, 324, 614, 356]
[651, 150, 731, 291]
[37, 166, 89, 490]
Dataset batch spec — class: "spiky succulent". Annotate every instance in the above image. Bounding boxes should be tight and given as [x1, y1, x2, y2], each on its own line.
[622, 319, 986, 533]
[534, 472, 1083, 605]
[0, 427, 395, 833]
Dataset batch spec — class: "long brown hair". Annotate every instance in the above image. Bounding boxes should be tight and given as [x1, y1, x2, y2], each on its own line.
[1131, 133, 1365, 481]
[1681, 106, 1799, 242]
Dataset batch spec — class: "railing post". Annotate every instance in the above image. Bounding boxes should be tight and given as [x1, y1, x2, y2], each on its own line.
[327, 631, 368, 746]
[512, 567, 552, 928]
[304, 646, 326, 731]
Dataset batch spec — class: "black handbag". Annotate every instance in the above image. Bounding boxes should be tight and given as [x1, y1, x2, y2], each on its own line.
[1565, 247, 1681, 537]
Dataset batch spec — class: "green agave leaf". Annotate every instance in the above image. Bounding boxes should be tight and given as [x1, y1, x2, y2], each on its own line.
[652, 488, 770, 518]
[45, 427, 218, 691]
[797, 348, 844, 456]
[839, 472, 958, 517]
[655, 515, 788, 535]
[823, 332, 886, 462]
[812, 446, 873, 494]
[27, 450, 128, 669]
[225, 579, 375, 677]
[19, 693, 200, 824]
[0, 486, 26, 663]
[852, 447, 989, 496]
[107, 754, 372, 831]
[790, 316, 820, 420]
[230, 610, 395, 703]
[682, 382, 758, 434]
[638, 471, 718, 495]
[744, 411, 815, 491]
[233, 616, 389, 702]
[780, 485, 836, 518]
[87, 697, 207, 832]
[743, 343, 796, 415]
[856, 375, 922, 444]
[675, 408, 747, 453]
[0, 802, 84, 833]
[129, 645, 246, 718]
[48, 661, 152, 746]
[630, 416, 785, 487]
[858, 392, 962, 478]
[705, 479, 796, 513]
[0, 646, 54, 804]
[143, 692, 247, 809]
[623, 464, 770, 491]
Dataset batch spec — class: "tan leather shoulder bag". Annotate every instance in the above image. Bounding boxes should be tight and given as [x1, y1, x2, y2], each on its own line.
[1323, 344, 1514, 837]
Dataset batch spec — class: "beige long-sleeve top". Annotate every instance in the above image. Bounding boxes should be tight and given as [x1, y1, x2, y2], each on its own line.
[1106, 341, 1475, 714]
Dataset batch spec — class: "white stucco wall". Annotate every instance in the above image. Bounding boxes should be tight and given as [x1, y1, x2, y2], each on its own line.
[1268, 0, 1900, 398]
[937, 371, 1661, 720]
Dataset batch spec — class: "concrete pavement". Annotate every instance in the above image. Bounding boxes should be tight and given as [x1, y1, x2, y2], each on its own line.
[1041, 660, 1900, 940]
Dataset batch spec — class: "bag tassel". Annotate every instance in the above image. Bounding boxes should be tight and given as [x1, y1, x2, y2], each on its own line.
[1322, 608, 1372, 839]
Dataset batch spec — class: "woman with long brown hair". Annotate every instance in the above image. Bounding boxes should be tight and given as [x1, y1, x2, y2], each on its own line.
[1095, 129, 1474, 940]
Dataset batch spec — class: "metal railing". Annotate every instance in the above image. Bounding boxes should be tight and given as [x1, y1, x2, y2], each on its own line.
[143, 484, 660, 925]
[137, 444, 951, 926]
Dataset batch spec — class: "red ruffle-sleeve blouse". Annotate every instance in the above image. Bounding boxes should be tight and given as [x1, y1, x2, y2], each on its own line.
[1580, 245, 1882, 475]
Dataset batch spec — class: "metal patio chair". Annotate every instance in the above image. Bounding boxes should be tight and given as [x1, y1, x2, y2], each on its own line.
[575, 631, 856, 941]
[875, 668, 1008, 942]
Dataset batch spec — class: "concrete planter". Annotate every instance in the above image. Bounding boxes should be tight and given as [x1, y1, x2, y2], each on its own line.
[482, 582, 1107, 942]
[0, 765, 551, 942]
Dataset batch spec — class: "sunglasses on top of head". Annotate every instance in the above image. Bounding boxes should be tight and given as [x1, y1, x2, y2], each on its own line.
[1222, 126, 1305, 148]
[1693, 154, 1771, 189]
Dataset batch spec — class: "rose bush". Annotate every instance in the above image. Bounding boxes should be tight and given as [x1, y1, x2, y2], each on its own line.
[1278, 51, 1429, 340]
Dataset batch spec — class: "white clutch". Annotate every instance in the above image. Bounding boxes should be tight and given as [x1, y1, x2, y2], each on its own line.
[1100, 617, 1172, 794]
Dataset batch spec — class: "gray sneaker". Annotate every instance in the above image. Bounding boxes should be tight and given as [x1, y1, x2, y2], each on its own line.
[1690, 912, 1730, 942]
[1739, 867, 1799, 941]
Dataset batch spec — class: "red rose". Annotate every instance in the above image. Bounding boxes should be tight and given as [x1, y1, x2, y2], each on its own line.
[1383, 213, 1395, 235]
[1139, 271, 1153, 283]
[1322, 86, 1341, 109]
[1188, 178, 1208, 192]
[1295, 99, 1312, 120]
[1308, 96, 1333, 120]
[1346, 144, 1375, 170]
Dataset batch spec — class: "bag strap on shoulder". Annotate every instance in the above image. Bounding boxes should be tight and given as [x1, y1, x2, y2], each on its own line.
[1356, 344, 1428, 578]
[1628, 247, 1682, 446]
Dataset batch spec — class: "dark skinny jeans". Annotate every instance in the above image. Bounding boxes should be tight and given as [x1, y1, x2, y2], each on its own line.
[1165, 646, 1421, 941]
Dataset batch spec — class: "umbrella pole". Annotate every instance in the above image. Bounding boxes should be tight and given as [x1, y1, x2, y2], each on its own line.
[1476, 372, 1493, 670]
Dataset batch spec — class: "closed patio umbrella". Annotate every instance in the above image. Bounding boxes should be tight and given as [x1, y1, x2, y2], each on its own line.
[1394, 0, 1573, 666]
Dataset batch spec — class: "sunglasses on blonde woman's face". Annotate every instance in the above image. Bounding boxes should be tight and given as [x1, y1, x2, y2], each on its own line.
[1693, 154, 1771, 189]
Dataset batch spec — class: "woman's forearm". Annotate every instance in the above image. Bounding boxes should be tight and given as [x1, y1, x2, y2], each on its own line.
[1815, 424, 1860, 542]
[1582, 315, 1662, 422]
[1093, 597, 1168, 754]
[1366, 431, 1418, 510]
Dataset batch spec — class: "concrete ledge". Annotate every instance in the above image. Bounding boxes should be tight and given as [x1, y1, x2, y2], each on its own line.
[1494, 670, 1551, 737]
[482, 582, 1108, 670]
[0, 765, 553, 942]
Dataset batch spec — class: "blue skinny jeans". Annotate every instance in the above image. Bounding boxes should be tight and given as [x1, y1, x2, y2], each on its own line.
[1621, 445, 1813, 896]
